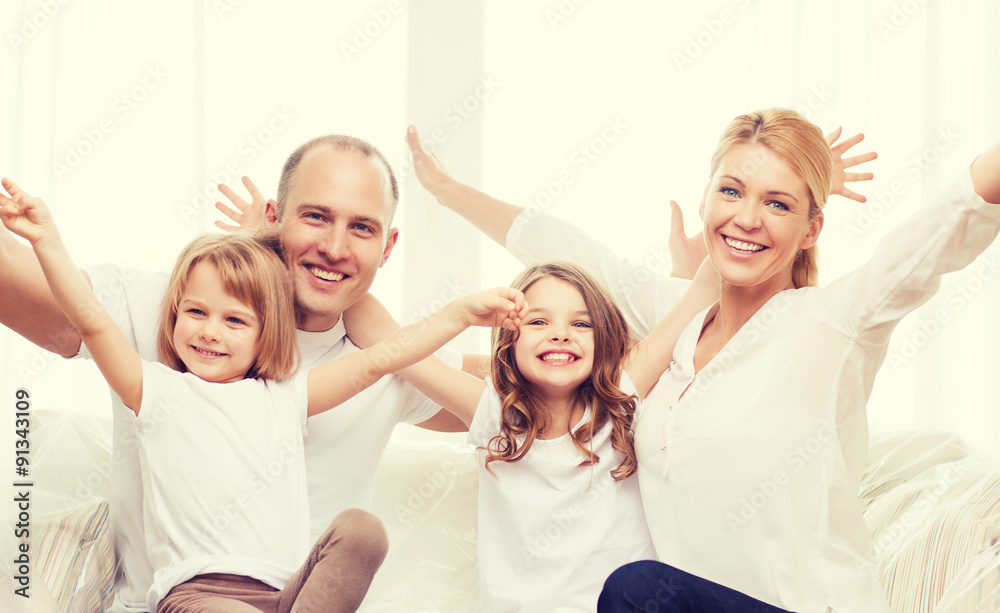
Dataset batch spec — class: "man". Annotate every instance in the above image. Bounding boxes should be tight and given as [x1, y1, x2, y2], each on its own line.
[0, 135, 467, 612]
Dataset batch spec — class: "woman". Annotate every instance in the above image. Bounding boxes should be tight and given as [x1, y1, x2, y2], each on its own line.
[401, 113, 1000, 611]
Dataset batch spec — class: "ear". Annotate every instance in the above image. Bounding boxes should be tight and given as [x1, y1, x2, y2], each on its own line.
[265, 199, 280, 226]
[380, 227, 399, 267]
[799, 211, 824, 250]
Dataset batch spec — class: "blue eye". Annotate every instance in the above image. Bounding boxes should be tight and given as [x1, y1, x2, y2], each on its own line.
[527, 319, 545, 326]
[720, 187, 740, 198]
[187, 308, 205, 316]
[766, 200, 790, 212]
[227, 316, 246, 325]
[572, 321, 592, 328]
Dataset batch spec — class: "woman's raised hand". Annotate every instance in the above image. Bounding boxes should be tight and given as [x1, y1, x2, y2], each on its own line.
[406, 125, 455, 201]
[826, 127, 877, 203]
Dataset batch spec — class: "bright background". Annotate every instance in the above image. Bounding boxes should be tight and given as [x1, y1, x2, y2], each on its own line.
[1, 1, 999, 453]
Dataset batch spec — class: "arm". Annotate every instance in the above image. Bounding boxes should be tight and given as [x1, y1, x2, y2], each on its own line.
[624, 260, 720, 401]
[307, 289, 520, 419]
[340, 293, 488, 426]
[0, 224, 84, 357]
[0, 179, 142, 410]
[819, 138, 1000, 341]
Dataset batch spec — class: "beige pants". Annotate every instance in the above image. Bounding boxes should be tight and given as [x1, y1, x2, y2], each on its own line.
[158, 509, 389, 613]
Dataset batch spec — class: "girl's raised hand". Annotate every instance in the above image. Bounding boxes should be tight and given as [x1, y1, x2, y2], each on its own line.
[0, 178, 56, 245]
[214, 176, 272, 233]
[460, 287, 527, 331]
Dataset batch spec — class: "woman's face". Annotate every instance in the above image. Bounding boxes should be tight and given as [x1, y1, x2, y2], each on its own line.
[699, 143, 822, 292]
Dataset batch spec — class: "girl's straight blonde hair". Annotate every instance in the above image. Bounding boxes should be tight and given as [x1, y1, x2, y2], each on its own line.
[156, 232, 298, 381]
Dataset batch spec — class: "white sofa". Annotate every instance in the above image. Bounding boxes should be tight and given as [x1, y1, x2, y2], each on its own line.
[5, 411, 1000, 613]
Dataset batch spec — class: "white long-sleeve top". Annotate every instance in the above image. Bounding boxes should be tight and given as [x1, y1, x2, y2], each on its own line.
[506, 169, 1000, 612]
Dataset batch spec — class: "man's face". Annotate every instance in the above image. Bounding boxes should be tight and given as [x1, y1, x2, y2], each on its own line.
[275, 147, 398, 332]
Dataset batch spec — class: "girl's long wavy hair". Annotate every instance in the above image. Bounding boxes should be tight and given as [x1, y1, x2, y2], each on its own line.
[484, 262, 638, 480]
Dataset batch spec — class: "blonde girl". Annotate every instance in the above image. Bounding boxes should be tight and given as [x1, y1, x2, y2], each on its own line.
[345, 260, 717, 613]
[0, 180, 525, 613]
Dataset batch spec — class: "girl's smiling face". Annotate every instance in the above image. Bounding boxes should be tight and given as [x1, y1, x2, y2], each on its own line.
[700, 143, 823, 293]
[171, 261, 262, 383]
[513, 276, 595, 401]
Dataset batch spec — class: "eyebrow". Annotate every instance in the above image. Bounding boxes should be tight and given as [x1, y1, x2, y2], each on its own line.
[525, 307, 591, 317]
[720, 175, 801, 205]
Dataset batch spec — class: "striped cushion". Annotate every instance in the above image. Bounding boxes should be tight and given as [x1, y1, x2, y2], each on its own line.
[863, 431, 1000, 612]
[34, 500, 114, 613]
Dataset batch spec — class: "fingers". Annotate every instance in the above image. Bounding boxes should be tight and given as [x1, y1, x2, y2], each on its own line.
[843, 172, 874, 183]
[242, 176, 264, 202]
[214, 220, 240, 232]
[1, 177, 27, 200]
[217, 183, 247, 211]
[406, 125, 423, 157]
[841, 152, 877, 170]
[668, 200, 685, 241]
[824, 127, 842, 147]
[830, 132, 866, 156]
[215, 201, 242, 222]
[840, 188, 866, 204]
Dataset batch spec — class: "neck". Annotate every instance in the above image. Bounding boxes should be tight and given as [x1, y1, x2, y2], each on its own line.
[533, 387, 582, 438]
[295, 311, 342, 333]
[713, 274, 792, 340]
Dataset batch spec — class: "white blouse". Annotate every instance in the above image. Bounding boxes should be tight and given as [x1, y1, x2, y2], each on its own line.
[635, 170, 1000, 613]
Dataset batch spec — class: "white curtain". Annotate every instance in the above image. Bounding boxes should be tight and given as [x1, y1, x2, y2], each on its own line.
[2, 1, 999, 450]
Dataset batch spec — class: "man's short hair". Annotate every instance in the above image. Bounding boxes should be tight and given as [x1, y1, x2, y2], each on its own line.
[276, 135, 399, 225]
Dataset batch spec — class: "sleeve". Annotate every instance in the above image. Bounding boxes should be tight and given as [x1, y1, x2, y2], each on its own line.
[466, 378, 501, 448]
[813, 168, 1000, 345]
[77, 265, 169, 361]
[505, 208, 691, 338]
[397, 345, 466, 425]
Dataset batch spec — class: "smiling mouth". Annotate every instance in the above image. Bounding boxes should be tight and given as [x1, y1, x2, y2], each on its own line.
[192, 346, 226, 358]
[307, 265, 346, 282]
[538, 352, 580, 364]
[723, 235, 768, 253]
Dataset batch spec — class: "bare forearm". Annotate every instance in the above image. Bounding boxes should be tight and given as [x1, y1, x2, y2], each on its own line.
[433, 179, 522, 247]
[32, 232, 111, 339]
[0, 232, 82, 356]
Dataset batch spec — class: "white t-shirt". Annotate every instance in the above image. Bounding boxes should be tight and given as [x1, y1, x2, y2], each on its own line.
[512, 171, 1000, 612]
[135, 361, 311, 610]
[78, 266, 462, 612]
[467, 374, 655, 613]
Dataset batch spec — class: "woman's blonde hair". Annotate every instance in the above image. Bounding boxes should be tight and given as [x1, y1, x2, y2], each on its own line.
[485, 262, 638, 481]
[709, 108, 832, 287]
[156, 232, 299, 381]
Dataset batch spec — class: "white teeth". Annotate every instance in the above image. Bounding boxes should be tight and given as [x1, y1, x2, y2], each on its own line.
[541, 353, 576, 362]
[308, 266, 345, 281]
[194, 347, 224, 357]
[724, 237, 765, 252]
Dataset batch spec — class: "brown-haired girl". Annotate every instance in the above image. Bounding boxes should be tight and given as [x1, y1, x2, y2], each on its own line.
[346, 260, 718, 612]
[0, 180, 526, 612]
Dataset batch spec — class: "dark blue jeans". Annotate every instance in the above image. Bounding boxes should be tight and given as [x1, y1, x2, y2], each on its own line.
[597, 560, 795, 613]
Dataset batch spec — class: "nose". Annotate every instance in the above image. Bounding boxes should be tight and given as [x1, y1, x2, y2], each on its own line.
[733, 197, 763, 231]
[317, 226, 351, 261]
[199, 318, 221, 343]
[549, 322, 570, 342]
